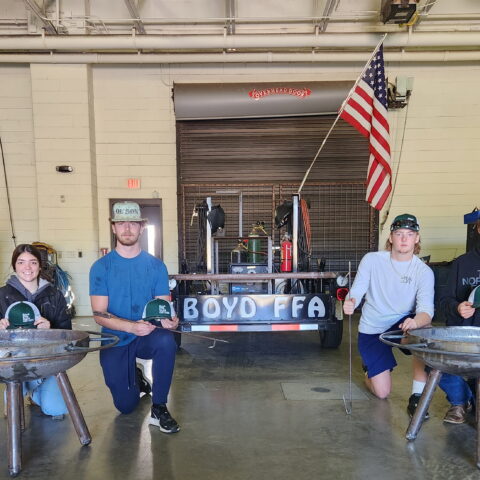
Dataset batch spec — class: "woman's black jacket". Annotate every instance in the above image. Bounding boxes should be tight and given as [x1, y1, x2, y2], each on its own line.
[0, 284, 72, 330]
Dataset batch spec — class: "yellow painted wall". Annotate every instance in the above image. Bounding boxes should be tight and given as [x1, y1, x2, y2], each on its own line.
[0, 61, 479, 314]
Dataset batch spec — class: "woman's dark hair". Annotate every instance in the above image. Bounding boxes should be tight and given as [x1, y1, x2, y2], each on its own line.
[11, 244, 43, 275]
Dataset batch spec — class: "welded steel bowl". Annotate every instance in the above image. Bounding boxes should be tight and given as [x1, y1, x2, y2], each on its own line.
[380, 326, 480, 377]
[0, 329, 118, 382]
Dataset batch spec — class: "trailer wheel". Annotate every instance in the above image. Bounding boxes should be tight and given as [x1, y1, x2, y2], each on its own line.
[319, 320, 343, 348]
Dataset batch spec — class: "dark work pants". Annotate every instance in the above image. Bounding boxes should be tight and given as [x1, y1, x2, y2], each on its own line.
[100, 329, 177, 414]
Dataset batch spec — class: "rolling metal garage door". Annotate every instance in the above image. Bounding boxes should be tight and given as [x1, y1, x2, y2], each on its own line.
[176, 115, 378, 274]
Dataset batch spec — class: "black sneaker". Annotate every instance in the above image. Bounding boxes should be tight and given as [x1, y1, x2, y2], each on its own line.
[136, 366, 152, 396]
[407, 393, 430, 420]
[149, 404, 180, 434]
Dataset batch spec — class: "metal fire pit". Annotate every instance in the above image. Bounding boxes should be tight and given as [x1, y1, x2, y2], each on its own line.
[381, 326, 480, 469]
[0, 329, 118, 476]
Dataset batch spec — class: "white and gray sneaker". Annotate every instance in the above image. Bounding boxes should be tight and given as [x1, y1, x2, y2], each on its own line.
[149, 404, 180, 434]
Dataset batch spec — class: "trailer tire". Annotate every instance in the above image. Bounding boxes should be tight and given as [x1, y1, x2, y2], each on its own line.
[319, 320, 343, 348]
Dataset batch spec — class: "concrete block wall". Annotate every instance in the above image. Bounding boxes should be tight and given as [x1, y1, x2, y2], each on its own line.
[93, 66, 178, 273]
[0, 65, 38, 281]
[0, 60, 479, 317]
[30, 64, 99, 316]
[381, 64, 480, 261]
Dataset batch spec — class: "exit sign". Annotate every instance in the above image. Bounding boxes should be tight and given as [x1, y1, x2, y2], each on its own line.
[127, 178, 140, 189]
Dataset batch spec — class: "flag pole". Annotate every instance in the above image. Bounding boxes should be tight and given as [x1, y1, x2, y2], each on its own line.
[298, 33, 388, 194]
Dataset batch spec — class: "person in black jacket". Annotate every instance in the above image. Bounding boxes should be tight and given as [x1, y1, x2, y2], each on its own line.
[0, 244, 72, 419]
[437, 221, 480, 424]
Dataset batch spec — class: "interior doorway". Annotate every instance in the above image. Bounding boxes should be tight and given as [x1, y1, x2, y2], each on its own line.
[109, 198, 163, 259]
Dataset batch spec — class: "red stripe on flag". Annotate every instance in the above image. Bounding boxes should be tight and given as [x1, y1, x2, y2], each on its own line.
[354, 83, 374, 107]
[369, 144, 392, 175]
[347, 97, 372, 125]
[371, 127, 391, 157]
[372, 108, 390, 134]
[340, 110, 369, 138]
[373, 183, 392, 210]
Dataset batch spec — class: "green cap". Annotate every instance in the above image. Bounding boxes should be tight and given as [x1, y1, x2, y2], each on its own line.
[142, 299, 172, 320]
[110, 201, 147, 223]
[390, 213, 420, 232]
[468, 285, 480, 308]
[5, 301, 40, 329]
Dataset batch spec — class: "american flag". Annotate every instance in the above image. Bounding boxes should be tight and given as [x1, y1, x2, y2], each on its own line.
[340, 45, 392, 211]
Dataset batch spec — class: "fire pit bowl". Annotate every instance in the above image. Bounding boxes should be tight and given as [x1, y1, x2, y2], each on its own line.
[0, 329, 118, 476]
[380, 326, 480, 469]
[380, 326, 480, 376]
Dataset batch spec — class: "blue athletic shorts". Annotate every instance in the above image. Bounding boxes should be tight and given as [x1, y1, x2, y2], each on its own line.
[358, 315, 412, 379]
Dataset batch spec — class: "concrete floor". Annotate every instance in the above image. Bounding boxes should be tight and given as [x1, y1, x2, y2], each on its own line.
[0, 317, 479, 480]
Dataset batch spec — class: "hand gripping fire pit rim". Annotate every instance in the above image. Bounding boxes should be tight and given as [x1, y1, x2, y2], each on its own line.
[380, 326, 480, 377]
[380, 327, 480, 356]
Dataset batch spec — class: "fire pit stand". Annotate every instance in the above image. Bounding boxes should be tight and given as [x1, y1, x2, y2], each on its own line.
[0, 329, 118, 476]
[381, 327, 480, 469]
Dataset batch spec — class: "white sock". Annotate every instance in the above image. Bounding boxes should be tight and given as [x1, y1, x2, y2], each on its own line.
[412, 380, 426, 395]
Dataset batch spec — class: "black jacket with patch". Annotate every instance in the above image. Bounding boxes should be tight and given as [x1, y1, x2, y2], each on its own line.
[439, 247, 480, 327]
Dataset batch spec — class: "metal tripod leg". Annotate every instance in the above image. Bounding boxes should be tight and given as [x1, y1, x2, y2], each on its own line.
[17, 387, 24, 432]
[55, 371, 91, 446]
[6, 381, 22, 476]
[406, 368, 442, 441]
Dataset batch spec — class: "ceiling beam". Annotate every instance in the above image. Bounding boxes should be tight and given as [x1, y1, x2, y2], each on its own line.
[23, 0, 57, 35]
[123, 0, 146, 34]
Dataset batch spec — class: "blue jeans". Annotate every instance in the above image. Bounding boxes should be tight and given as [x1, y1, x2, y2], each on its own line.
[2, 377, 68, 417]
[438, 373, 474, 406]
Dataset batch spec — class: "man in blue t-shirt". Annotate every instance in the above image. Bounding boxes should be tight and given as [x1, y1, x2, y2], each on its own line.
[89, 201, 180, 433]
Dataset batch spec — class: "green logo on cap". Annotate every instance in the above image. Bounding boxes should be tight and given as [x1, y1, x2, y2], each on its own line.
[143, 299, 172, 319]
[5, 301, 40, 329]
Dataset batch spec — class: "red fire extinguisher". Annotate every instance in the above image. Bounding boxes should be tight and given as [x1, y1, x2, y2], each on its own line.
[280, 234, 293, 272]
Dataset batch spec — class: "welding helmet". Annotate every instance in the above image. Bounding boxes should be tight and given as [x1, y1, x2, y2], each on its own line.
[275, 201, 293, 229]
[5, 301, 40, 329]
[207, 205, 225, 234]
[390, 213, 420, 232]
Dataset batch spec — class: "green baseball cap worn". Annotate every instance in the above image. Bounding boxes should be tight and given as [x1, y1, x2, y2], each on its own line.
[143, 299, 173, 319]
[110, 201, 147, 223]
[390, 213, 420, 232]
[5, 301, 40, 329]
[468, 286, 480, 308]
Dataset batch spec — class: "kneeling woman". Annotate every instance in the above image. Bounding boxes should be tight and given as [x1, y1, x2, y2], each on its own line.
[0, 244, 72, 419]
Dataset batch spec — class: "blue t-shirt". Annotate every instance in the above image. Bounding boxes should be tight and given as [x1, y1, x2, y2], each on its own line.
[89, 250, 170, 346]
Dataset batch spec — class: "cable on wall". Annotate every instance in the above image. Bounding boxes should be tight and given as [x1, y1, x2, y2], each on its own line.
[0, 136, 16, 247]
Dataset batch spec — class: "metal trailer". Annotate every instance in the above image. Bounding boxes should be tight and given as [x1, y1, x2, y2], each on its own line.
[171, 194, 346, 348]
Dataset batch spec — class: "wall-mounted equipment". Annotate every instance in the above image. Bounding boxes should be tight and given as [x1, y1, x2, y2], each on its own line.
[56, 165, 73, 173]
[388, 76, 414, 109]
[381, 0, 418, 24]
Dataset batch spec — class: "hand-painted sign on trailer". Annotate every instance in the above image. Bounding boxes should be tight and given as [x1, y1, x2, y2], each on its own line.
[178, 294, 331, 324]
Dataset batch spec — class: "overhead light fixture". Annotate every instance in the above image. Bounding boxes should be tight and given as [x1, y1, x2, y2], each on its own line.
[381, 0, 418, 25]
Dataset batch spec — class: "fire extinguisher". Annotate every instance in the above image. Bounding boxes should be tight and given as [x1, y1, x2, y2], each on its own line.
[280, 234, 293, 272]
